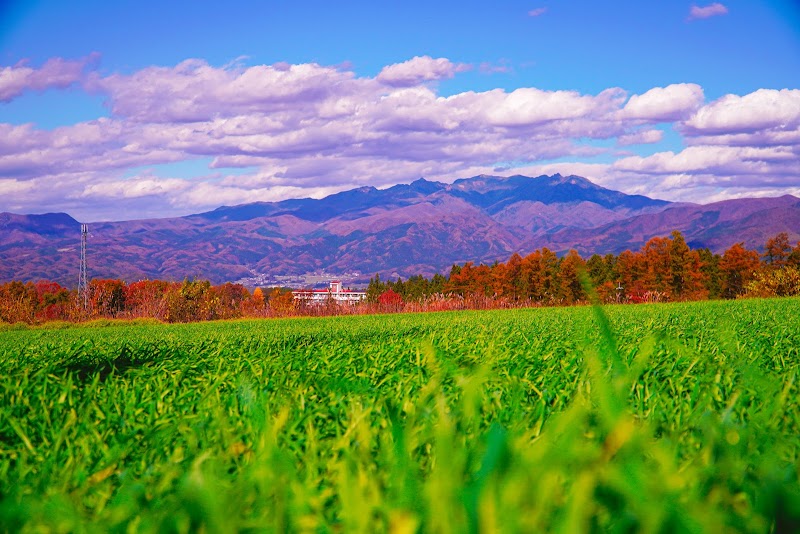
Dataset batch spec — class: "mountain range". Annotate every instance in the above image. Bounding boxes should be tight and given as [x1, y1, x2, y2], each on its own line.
[2, 174, 799, 286]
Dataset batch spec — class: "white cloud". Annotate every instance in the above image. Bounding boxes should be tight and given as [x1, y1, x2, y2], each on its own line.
[0, 55, 96, 102]
[683, 89, 800, 135]
[484, 87, 625, 127]
[377, 56, 470, 87]
[612, 145, 798, 177]
[528, 7, 547, 17]
[622, 83, 704, 122]
[87, 59, 365, 123]
[687, 3, 729, 21]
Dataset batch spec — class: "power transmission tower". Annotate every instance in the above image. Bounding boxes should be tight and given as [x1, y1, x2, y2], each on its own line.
[78, 223, 89, 311]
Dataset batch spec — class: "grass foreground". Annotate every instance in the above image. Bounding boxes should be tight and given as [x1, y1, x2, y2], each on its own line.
[1, 298, 799, 532]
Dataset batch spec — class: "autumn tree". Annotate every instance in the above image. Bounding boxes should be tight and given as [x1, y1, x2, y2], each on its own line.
[253, 287, 265, 307]
[241, 286, 267, 317]
[537, 248, 562, 303]
[503, 252, 525, 300]
[125, 279, 170, 319]
[470, 264, 493, 297]
[164, 279, 212, 322]
[34, 280, 71, 321]
[378, 288, 403, 312]
[90, 279, 126, 317]
[763, 232, 792, 268]
[446, 262, 473, 297]
[790, 240, 800, 268]
[0, 281, 38, 323]
[614, 250, 646, 301]
[558, 250, 586, 304]
[210, 282, 249, 319]
[641, 236, 671, 295]
[745, 267, 800, 298]
[520, 249, 561, 303]
[489, 262, 509, 299]
[719, 243, 760, 298]
[268, 288, 296, 317]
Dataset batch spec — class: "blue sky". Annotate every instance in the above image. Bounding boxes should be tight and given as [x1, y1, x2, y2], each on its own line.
[1, 0, 799, 220]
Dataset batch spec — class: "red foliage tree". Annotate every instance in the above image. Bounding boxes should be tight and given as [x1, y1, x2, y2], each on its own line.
[124, 279, 171, 319]
[34, 280, 71, 321]
[378, 288, 403, 312]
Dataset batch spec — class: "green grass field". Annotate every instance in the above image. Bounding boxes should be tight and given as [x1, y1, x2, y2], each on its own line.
[1, 299, 799, 532]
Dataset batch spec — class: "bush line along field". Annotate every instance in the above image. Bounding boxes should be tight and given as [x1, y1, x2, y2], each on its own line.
[3, 230, 800, 326]
[1, 298, 799, 531]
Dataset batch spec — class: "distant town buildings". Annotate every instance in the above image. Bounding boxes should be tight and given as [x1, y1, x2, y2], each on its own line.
[293, 280, 366, 304]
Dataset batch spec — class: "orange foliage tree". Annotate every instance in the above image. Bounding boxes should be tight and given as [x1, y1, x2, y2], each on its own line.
[719, 243, 761, 298]
[268, 288, 296, 317]
[124, 279, 171, 319]
[763, 232, 792, 268]
[90, 279, 126, 317]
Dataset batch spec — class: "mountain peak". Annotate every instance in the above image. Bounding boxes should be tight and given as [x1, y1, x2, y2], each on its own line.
[560, 174, 595, 187]
[354, 186, 377, 193]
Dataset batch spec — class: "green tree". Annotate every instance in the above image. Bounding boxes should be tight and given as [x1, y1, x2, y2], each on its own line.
[668, 231, 691, 298]
[697, 248, 722, 299]
[366, 274, 387, 303]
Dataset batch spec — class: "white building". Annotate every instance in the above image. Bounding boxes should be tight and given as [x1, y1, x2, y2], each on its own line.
[293, 280, 366, 305]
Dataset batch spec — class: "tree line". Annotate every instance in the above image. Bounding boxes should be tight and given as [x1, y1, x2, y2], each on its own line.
[1, 231, 798, 325]
[367, 231, 800, 306]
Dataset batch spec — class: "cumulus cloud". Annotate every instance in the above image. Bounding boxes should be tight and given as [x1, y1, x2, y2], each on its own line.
[87, 59, 364, 123]
[679, 89, 800, 154]
[687, 3, 728, 21]
[0, 55, 97, 102]
[622, 83, 704, 122]
[1, 55, 798, 220]
[377, 56, 470, 87]
[683, 89, 800, 135]
[484, 87, 626, 127]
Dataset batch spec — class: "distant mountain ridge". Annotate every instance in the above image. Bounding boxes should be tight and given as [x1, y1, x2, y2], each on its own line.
[1, 174, 798, 286]
[195, 174, 669, 224]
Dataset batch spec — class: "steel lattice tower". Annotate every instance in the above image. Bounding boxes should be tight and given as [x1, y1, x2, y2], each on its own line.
[78, 223, 89, 310]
